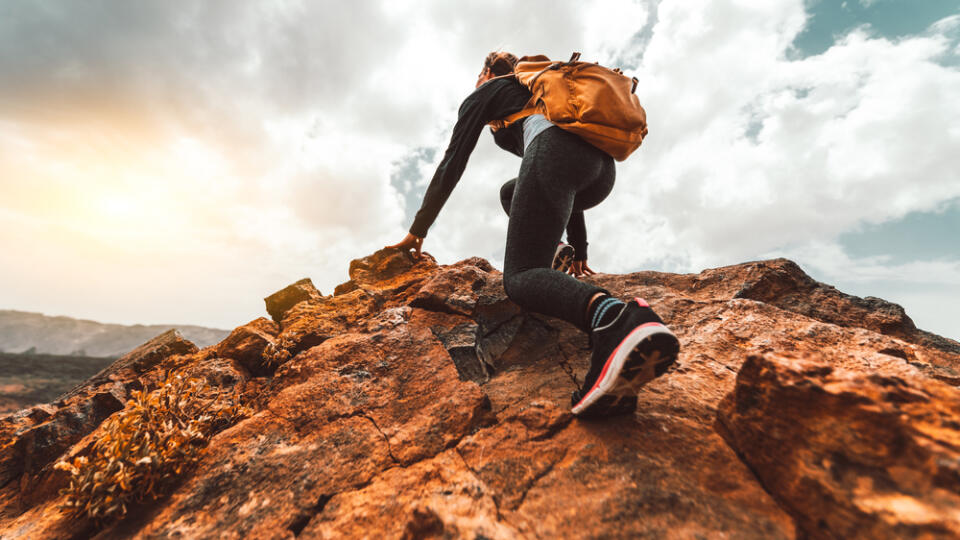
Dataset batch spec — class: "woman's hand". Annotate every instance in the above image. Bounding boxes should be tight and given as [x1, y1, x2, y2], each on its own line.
[385, 233, 424, 259]
[567, 260, 596, 278]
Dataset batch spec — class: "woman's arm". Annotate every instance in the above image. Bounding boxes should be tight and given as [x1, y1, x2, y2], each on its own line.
[565, 212, 597, 277]
[390, 80, 530, 258]
[565, 211, 588, 261]
[408, 79, 530, 238]
[408, 92, 489, 238]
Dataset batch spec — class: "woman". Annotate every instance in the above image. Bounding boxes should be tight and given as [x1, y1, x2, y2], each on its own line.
[387, 52, 679, 418]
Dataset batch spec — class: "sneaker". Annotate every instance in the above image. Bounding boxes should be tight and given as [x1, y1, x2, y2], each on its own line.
[552, 242, 575, 272]
[571, 298, 680, 418]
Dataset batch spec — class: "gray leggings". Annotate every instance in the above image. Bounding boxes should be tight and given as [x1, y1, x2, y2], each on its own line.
[500, 126, 615, 331]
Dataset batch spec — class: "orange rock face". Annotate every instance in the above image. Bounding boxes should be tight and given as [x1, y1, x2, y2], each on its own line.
[1, 250, 958, 539]
[718, 354, 960, 539]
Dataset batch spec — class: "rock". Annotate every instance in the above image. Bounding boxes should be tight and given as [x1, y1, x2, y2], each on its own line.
[263, 277, 323, 323]
[213, 317, 278, 376]
[3, 253, 960, 539]
[408, 261, 491, 316]
[682, 258, 959, 356]
[718, 353, 960, 539]
[24, 404, 57, 423]
[430, 321, 488, 383]
[20, 389, 124, 476]
[267, 325, 492, 466]
[298, 450, 519, 539]
[177, 356, 248, 390]
[263, 288, 380, 367]
[16, 389, 126, 506]
[73, 322, 490, 538]
[2, 387, 127, 508]
[471, 272, 525, 370]
[64, 329, 199, 398]
[0, 330, 198, 500]
[345, 248, 439, 299]
[332, 279, 358, 296]
[349, 248, 434, 286]
[733, 260, 918, 338]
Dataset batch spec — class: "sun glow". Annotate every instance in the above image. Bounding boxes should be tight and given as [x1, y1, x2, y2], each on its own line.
[95, 193, 139, 219]
[0, 130, 238, 254]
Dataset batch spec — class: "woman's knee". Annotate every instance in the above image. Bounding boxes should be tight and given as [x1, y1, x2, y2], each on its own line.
[502, 269, 523, 302]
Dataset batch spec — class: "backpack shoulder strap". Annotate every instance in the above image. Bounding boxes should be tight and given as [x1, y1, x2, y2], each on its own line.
[489, 101, 537, 131]
[486, 53, 580, 130]
[482, 72, 537, 131]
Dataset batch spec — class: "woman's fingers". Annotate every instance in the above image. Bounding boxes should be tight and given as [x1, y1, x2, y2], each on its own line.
[565, 261, 596, 278]
[385, 233, 423, 259]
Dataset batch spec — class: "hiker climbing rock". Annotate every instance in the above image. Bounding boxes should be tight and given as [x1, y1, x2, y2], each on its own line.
[387, 51, 680, 418]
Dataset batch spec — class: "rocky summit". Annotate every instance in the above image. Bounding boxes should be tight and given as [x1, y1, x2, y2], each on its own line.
[1, 249, 959, 539]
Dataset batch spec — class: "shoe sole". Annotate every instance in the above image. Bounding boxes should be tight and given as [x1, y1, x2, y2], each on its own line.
[552, 245, 575, 272]
[572, 323, 680, 418]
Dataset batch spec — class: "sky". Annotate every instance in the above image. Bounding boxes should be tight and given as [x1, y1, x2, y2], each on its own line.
[1, 0, 958, 339]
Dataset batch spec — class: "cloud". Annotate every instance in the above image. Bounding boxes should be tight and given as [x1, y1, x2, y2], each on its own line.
[1, 0, 957, 334]
[772, 240, 960, 338]
[0, 0, 656, 326]
[774, 241, 960, 285]
[583, 1, 960, 276]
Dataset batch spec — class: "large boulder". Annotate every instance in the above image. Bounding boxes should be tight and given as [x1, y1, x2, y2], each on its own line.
[263, 278, 322, 324]
[213, 317, 279, 376]
[718, 353, 960, 539]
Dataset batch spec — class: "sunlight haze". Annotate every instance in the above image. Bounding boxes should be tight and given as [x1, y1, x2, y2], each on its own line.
[1, 0, 957, 338]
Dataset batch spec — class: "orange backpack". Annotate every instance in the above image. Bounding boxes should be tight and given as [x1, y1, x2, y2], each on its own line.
[489, 52, 648, 161]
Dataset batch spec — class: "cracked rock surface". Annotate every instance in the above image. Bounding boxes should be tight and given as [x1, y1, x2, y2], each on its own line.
[1, 249, 958, 539]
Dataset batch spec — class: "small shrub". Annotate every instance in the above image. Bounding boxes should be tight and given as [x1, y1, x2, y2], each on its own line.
[263, 338, 293, 366]
[55, 370, 251, 522]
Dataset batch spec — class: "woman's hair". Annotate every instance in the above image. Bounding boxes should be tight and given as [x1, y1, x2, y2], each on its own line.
[483, 51, 519, 76]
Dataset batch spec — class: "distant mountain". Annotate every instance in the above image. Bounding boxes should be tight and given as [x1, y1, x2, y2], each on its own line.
[0, 351, 117, 414]
[0, 310, 231, 358]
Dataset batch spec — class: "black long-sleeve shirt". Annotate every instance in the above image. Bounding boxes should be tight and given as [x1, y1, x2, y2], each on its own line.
[409, 77, 588, 260]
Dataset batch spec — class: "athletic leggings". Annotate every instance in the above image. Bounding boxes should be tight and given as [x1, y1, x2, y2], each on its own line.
[500, 126, 616, 331]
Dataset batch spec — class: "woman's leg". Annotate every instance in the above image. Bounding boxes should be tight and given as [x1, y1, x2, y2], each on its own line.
[499, 178, 517, 216]
[572, 157, 615, 213]
[502, 171, 613, 224]
[502, 128, 615, 331]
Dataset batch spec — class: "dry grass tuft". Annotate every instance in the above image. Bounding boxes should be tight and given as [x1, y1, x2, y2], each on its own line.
[54, 369, 250, 522]
[263, 338, 294, 366]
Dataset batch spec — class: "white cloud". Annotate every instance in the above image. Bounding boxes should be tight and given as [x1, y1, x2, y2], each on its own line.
[585, 1, 960, 278]
[771, 241, 960, 339]
[774, 242, 960, 285]
[0, 0, 652, 327]
[1, 0, 958, 337]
